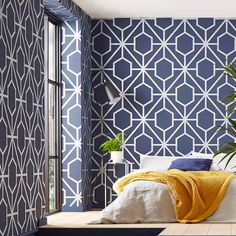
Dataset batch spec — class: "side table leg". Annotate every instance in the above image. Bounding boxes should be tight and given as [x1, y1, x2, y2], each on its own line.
[104, 163, 107, 207]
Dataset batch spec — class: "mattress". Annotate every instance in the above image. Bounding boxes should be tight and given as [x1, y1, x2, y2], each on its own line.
[93, 171, 236, 223]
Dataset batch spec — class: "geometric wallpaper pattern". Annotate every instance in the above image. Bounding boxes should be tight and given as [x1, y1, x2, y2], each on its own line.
[61, 16, 92, 212]
[0, 0, 45, 235]
[81, 12, 93, 211]
[2, 0, 236, 223]
[91, 18, 236, 207]
[61, 20, 85, 211]
[45, 0, 92, 212]
[44, 0, 82, 21]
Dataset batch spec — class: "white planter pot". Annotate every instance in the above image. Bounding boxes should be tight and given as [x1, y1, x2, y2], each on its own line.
[110, 151, 124, 164]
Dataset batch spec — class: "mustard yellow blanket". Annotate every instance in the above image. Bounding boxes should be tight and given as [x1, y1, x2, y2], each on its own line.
[115, 170, 235, 223]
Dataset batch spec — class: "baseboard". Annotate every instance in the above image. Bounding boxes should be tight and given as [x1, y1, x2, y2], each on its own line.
[17, 217, 47, 236]
[38, 217, 47, 227]
[37, 227, 165, 236]
[19, 229, 38, 236]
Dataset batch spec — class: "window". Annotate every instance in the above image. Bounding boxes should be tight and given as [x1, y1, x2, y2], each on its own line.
[44, 11, 61, 214]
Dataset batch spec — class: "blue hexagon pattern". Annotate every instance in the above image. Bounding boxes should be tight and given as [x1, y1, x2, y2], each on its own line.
[91, 18, 236, 208]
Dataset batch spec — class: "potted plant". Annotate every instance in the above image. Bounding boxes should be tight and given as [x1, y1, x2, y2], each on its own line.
[100, 133, 125, 163]
[214, 62, 236, 170]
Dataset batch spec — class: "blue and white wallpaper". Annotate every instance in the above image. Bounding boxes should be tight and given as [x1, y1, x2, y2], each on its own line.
[61, 20, 85, 212]
[2, 0, 236, 221]
[45, 0, 92, 212]
[81, 13, 93, 211]
[91, 18, 236, 207]
[0, 0, 45, 235]
[61, 16, 92, 212]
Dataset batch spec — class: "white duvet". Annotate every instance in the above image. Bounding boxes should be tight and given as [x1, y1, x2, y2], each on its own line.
[95, 172, 236, 223]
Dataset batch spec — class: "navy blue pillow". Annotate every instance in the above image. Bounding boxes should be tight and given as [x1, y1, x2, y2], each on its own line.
[168, 158, 212, 171]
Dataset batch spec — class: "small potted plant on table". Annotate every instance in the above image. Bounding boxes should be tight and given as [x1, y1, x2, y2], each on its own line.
[100, 133, 125, 163]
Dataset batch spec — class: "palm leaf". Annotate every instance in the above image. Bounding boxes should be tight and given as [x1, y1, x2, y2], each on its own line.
[224, 64, 236, 79]
[213, 147, 235, 157]
[228, 118, 236, 130]
[227, 102, 236, 116]
[218, 152, 233, 164]
[222, 91, 236, 104]
[225, 151, 236, 169]
[225, 142, 236, 149]
[229, 64, 236, 76]
[227, 92, 236, 100]
[213, 62, 236, 168]
[217, 126, 236, 135]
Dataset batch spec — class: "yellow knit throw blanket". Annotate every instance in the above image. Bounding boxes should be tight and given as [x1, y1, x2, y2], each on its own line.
[114, 170, 235, 223]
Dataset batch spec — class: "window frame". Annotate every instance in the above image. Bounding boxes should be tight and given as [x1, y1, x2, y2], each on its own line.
[44, 10, 62, 214]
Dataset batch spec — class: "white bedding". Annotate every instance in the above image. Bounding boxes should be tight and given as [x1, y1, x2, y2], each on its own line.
[95, 171, 236, 223]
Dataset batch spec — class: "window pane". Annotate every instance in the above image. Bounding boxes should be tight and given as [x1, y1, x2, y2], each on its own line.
[48, 22, 56, 81]
[45, 14, 60, 214]
[48, 83, 57, 156]
[49, 159, 57, 212]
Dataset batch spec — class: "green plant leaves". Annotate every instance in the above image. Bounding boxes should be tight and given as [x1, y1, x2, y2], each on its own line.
[213, 146, 236, 168]
[222, 64, 236, 116]
[224, 63, 236, 78]
[214, 62, 236, 169]
[99, 133, 125, 153]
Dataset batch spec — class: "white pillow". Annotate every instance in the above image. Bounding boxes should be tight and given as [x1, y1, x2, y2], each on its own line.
[140, 154, 221, 171]
[140, 155, 182, 171]
[210, 162, 222, 171]
[190, 151, 213, 158]
[190, 151, 236, 172]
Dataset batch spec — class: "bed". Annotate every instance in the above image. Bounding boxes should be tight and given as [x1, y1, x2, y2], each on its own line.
[94, 152, 236, 224]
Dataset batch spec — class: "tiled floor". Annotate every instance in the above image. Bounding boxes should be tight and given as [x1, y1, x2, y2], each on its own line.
[43, 211, 236, 235]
